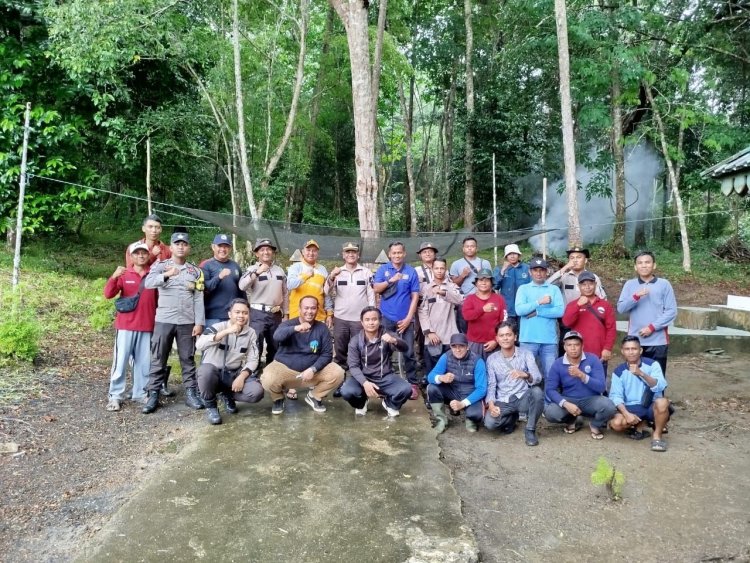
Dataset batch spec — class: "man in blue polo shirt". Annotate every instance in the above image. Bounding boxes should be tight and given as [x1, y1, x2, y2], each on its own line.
[374, 241, 421, 399]
[543, 330, 616, 439]
[201, 234, 243, 329]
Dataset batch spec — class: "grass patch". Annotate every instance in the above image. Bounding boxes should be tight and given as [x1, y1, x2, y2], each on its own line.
[0, 363, 42, 406]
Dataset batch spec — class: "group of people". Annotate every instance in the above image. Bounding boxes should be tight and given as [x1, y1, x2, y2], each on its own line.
[105, 216, 677, 451]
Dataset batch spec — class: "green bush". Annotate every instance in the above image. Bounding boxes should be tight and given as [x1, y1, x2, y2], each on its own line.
[88, 278, 115, 331]
[0, 299, 40, 361]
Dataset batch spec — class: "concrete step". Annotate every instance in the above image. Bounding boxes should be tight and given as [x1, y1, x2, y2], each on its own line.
[675, 306, 719, 330]
[616, 321, 750, 355]
[712, 304, 750, 332]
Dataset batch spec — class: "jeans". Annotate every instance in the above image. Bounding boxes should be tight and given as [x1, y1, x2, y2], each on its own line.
[382, 317, 419, 384]
[426, 383, 484, 423]
[543, 395, 617, 430]
[484, 386, 544, 432]
[109, 329, 151, 401]
[340, 373, 412, 411]
[520, 342, 558, 380]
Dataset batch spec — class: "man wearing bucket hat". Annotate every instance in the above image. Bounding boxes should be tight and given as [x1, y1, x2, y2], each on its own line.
[493, 243, 531, 327]
[547, 246, 606, 304]
[427, 333, 488, 433]
[414, 242, 439, 371]
[201, 234, 243, 329]
[239, 238, 288, 366]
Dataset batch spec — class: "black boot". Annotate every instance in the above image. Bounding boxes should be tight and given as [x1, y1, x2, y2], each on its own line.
[185, 387, 205, 410]
[219, 392, 238, 414]
[160, 366, 175, 397]
[142, 390, 160, 414]
[206, 407, 222, 425]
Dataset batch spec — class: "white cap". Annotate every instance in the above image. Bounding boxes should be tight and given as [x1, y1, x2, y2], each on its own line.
[129, 242, 150, 254]
[504, 243, 522, 258]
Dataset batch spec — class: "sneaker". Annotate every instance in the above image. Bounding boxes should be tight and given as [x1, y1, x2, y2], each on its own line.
[305, 392, 327, 413]
[525, 429, 539, 446]
[219, 393, 238, 414]
[518, 413, 528, 423]
[410, 384, 420, 400]
[354, 400, 368, 416]
[382, 400, 400, 417]
[271, 399, 285, 415]
[333, 386, 343, 398]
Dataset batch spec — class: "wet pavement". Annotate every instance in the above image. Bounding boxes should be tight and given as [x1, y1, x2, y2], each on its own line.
[79, 395, 478, 562]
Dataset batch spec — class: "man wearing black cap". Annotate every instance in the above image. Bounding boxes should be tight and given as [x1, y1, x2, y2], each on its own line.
[239, 239, 288, 366]
[543, 331, 616, 439]
[562, 270, 616, 370]
[201, 234, 243, 329]
[142, 232, 206, 414]
[426, 333, 488, 433]
[547, 246, 606, 304]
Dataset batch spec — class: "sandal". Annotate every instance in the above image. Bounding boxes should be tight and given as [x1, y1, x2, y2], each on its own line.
[590, 425, 604, 440]
[286, 388, 298, 400]
[651, 439, 668, 452]
[106, 399, 121, 412]
[563, 416, 583, 434]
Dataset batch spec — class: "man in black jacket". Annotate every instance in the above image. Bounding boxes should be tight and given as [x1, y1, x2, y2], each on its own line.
[260, 295, 344, 414]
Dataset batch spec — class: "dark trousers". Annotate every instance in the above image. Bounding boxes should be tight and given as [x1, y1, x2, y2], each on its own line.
[197, 363, 264, 408]
[424, 344, 448, 377]
[249, 310, 282, 365]
[341, 373, 412, 410]
[642, 345, 669, 377]
[333, 318, 363, 369]
[146, 322, 197, 391]
[382, 317, 419, 384]
[455, 304, 467, 334]
[484, 386, 544, 432]
[426, 383, 484, 423]
[543, 395, 617, 431]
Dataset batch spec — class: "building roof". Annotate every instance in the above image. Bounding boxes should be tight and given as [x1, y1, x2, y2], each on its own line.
[702, 146, 750, 196]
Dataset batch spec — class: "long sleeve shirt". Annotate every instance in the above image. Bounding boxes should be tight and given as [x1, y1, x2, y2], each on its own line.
[485, 346, 543, 403]
[287, 261, 332, 321]
[347, 329, 407, 384]
[514, 281, 564, 345]
[200, 258, 243, 321]
[610, 357, 667, 407]
[103, 267, 157, 332]
[196, 322, 259, 374]
[545, 353, 606, 406]
[145, 260, 205, 326]
[272, 318, 333, 373]
[418, 278, 463, 344]
[462, 293, 507, 344]
[427, 353, 488, 407]
[239, 263, 288, 314]
[561, 296, 616, 356]
[493, 262, 531, 317]
[617, 276, 677, 346]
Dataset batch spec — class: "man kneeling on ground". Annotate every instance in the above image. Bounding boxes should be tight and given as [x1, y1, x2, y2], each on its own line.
[343, 306, 413, 417]
[608, 335, 671, 452]
[543, 330, 616, 439]
[427, 333, 487, 433]
[261, 296, 344, 414]
[196, 299, 263, 425]
[484, 321, 544, 446]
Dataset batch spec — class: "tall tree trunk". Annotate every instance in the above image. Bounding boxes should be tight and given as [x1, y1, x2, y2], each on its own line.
[610, 69, 627, 251]
[554, 0, 581, 247]
[330, 0, 380, 237]
[463, 0, 475, 230]
[371, 0, 388, 225]
[644, 83, 691, 272]
[399, 78, 418, 233]
[442, 61, 458, 232]
[233, 0, 258, 219]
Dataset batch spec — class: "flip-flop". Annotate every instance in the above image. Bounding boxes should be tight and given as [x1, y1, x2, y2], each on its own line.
[651, 439, 668, 452]
[564, 416, 583, 434]
[590, 425, 604, 440]
[286, 388, 298, 400]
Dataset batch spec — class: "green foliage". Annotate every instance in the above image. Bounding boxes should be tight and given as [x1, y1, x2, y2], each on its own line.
[89, 278, 115, 332]
[591, 456, 625, 501]
[0, 296, 40, 361]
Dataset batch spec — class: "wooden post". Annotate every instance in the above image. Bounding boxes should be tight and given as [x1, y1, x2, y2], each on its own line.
[12, 103, 32, 290]
[541, 177, 548, 259]
[146, 135, 153, 216]
[492, 153, 498, 267]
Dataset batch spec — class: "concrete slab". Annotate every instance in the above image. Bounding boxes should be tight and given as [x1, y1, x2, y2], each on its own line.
[79, 398, 478, 563]
[675, 306, 718, 330]
[712, 304, 750, 332]
[616, 321, 750, 355]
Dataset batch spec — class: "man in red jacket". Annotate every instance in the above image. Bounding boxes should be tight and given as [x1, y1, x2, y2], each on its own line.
[561, 271, 616, 371]
[104, 242, 158, 411]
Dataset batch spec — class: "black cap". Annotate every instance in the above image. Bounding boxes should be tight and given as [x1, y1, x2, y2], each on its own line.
[529, 257, 548, 269]
[563, 330, 583, 342]
[577, 270, 596, 283]
[449, 333, 469, 346]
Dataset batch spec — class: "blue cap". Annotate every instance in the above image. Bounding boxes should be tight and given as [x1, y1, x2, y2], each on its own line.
[212, 234, 232, 246]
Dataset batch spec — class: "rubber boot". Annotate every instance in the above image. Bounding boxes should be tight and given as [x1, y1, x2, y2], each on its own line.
[431, 403, 448, 433]
[142, 390, 160, 414]
[465, 418, 478, 433]
[160, 365, 176, 397]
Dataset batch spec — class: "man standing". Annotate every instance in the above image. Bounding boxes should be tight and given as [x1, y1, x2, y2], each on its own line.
[373, 241, 421, 399]
[547, 246, 606, 304]
[543, 331, 616, 439]
[142, 232, 206, 414]
[343, 306, 413, 417]
[103, 242, 158, 411]
[418, 257, 462, 374]
[608, 335, 671, 452]
[450, 237, 492, 333]
[125, 214, 171, 268]
[427, 333, 487, 433]
[562, 271, 616, 370]
[415, 242, 438, 284]
[239, 238, 288, 367]
[287, 240, 332, 324]
[201, 234, 243, 328]
[484, 321, 544, 446]
[462, 269, 507, 359]
[196, 299, 263, 425]
[493, 243, 531, 328]
[617, 251, 677, 376]
[514, 257, 564, 378]
[260, 296, 345, 415]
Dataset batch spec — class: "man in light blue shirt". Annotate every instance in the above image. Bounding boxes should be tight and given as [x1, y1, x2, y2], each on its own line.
[450, 237, 491, 333]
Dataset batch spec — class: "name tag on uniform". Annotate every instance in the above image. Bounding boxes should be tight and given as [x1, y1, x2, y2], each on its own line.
[259, 275, 268, 281]
[276, 275, 284, 280]
[427, 297, 437, 304]
[338, 281, 348, 286]
[356, 280, 366, 285]
[402, 274, 410, 280]
[564, 284, 575, 290]
[240, 347, 247, 353]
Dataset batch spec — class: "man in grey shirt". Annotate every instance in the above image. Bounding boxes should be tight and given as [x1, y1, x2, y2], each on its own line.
[142, 232, 206, 414]
[450, 237, 491, 332]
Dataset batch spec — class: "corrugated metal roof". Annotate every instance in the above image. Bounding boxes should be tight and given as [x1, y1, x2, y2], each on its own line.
[702, 146, 750, 196]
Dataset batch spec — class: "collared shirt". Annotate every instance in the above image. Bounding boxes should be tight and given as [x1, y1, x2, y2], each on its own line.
[145, 259, 205, 326]
[514, 281, 565, 344]
[325, 264, 375, 322]
[103, 266, 157, 332]
[196, 322, 259, 373]
[547, 268, 606, 304]
[449, 257, 492, 295]
[561, 296, 616, 356]
[287, 261, 332, 321]
[418, 278, 462, 343]
[374, 262, 419, 322]
[616, 276, 677, 346]
[486, 346, 543, 403]
[545, 352, 606, 406]
[610, 357, 668, 407]
[239, 263, 288, 314]
[493, 262, 531, 317]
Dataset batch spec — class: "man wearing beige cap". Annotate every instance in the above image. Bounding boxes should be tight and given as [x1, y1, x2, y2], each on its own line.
[493, 243, 530, 328]
[325, 242, 375, 380]
[239, 238, 288, 366]
[287, 239, 332, 323]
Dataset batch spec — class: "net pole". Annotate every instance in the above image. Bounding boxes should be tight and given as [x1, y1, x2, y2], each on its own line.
[12, 102, 32, 290]
[146, 135, 153, 216]
[492, 153, 498, 267]
[541, 177, 547, 259]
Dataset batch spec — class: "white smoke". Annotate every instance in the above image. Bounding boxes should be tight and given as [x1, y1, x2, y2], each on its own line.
[529, 142, 664, 255]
